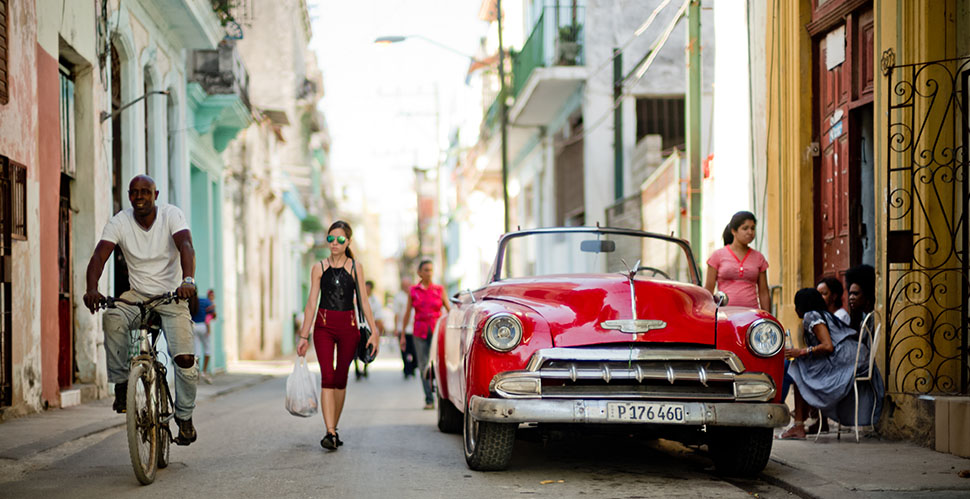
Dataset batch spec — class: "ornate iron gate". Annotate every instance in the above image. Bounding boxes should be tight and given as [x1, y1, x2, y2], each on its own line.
[884, 53, 970, 395]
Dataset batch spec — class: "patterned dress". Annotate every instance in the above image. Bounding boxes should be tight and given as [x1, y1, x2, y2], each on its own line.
[788, 310, 884, 425]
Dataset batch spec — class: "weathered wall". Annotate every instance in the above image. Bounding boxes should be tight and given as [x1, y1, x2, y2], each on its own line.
[0, 0, 40, 417]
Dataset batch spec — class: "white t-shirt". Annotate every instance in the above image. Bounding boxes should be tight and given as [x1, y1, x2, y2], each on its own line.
[393, 290, 412, 335]
[101, 204, 189, 295]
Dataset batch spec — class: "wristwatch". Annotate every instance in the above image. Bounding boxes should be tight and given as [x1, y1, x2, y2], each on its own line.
[182, 276, 196, 286]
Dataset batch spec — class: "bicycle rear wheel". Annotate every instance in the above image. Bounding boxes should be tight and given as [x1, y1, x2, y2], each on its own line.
[126, 363, 158, 485]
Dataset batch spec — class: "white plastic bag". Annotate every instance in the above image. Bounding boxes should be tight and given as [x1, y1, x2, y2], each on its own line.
[285, 357, 318, 417]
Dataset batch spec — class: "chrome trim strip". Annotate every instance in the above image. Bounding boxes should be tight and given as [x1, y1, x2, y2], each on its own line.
[469, 396, 791, 428]
[600, 319, 668, 334]
[525, 347, 746, 373]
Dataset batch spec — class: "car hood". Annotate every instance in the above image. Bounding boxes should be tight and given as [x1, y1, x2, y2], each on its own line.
[483, 275, 717, 347]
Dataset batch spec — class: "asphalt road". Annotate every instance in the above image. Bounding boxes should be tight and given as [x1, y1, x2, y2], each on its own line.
[0, 353, 792, 498]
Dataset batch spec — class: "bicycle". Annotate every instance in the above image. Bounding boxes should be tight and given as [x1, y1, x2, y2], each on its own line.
[98, 292, 178, 485]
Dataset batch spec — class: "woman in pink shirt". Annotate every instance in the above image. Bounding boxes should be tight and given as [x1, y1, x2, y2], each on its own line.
[704, 211, 771, 310]
[402, 259, 450, 409]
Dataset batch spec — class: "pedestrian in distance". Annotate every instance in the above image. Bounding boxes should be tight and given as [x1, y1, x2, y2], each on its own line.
[296, 220, 381, 450]
[191, 289, 216, 384]
[779, 288, 883, 439]
[82, 174, 200, 446]
[401, 260, 450, 409]
[817, 276, 850, 325]
[704, 211, 771, 311]
[394, 276, 417, 379]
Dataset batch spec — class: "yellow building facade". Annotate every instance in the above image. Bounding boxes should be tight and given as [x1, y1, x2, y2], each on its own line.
[765, 0, 969, 453]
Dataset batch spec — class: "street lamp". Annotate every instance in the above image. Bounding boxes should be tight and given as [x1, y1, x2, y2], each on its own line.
[374, 25, 511, 233]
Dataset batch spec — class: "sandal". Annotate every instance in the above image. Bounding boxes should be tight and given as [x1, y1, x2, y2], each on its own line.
[778, 424, 806, 440]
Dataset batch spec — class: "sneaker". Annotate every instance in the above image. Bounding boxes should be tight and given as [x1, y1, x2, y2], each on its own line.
[174, 417, 197, 446]
[423, 402, 434, 410]
[334, 431, 344, 447]
[320, 433, 338, 450]
[201, 372, 213, 384]
[113, 382, 128, 413]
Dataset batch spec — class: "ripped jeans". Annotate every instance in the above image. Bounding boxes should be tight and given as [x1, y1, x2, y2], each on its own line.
[103, 290, 198, 420]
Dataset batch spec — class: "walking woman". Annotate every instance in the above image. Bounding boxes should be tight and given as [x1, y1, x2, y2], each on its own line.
[401, 259, 450, 409]
[296, 221, 380, 450]
[704, 211, 771, 310]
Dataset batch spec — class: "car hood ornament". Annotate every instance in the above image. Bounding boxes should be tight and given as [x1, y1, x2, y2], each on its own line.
[600, 259, 667, 334]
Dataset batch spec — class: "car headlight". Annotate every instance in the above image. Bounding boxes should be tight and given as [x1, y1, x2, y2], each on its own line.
[483, 313, 523, 352]
[747, 319, 784, 357]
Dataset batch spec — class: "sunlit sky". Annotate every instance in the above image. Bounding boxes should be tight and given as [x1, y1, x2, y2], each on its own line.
[308, 0, 487, 258]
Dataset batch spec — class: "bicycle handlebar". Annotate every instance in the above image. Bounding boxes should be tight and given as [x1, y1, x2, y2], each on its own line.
[98, 292, 178, 311]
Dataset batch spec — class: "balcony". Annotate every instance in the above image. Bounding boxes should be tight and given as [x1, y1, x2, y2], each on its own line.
[187, 40, 252, 151]
[149, 0, 224, 49]
[509, 6, 586, 126]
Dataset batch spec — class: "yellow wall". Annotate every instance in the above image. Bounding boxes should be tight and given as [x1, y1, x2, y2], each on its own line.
[764, 0, 815, 341]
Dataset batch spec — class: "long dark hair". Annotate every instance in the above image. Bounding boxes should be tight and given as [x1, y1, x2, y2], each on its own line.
[819, 276, 844, 303]
[328, 220, 354, 260]
[722, 211, 756, 246]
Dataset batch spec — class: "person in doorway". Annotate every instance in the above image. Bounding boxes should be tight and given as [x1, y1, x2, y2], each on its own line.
[817, 277, 850, 325]
[394, 277, 417, 379]
[82, 175, 200, 446]
[296, 220, 380, 450]
[845, 264, 876, 332]
[192, 289, 215, 384]
[402, 260, 450, 409]
[779, 288, 883, 439]
[704, 211, 771, 310]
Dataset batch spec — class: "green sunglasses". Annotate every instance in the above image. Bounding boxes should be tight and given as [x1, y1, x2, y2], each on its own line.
[326, 235, 347, 244]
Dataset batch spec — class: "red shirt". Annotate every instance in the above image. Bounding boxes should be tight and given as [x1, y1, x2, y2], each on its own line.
[410, 283, 445, 339]
[707, 246, 769, 309]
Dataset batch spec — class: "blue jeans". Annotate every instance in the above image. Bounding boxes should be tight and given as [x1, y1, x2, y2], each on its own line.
[413, 336, 434, 405]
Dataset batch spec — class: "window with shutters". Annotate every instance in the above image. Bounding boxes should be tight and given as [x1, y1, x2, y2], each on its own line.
[1, 156, 27, 240]
[0, 0, 9, 104]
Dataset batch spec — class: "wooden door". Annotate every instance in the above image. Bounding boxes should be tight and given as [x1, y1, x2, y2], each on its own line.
[816, 27, 852, 279]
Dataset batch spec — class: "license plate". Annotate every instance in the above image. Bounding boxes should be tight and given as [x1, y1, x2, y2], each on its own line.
[606, 402, 686, 423]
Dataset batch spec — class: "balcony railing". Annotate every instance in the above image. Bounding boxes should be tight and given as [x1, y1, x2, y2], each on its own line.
[511, 5, 585, 99]
[188, 40, 251, 111]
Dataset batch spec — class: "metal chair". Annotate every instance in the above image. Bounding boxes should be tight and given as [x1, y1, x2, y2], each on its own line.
[851, 311, 881, 442]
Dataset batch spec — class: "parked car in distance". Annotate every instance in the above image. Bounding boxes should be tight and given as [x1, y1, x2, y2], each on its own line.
[430, 227, 789, 475]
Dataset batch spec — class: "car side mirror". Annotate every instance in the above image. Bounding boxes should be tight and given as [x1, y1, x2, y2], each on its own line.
[714, 291, 728, 307]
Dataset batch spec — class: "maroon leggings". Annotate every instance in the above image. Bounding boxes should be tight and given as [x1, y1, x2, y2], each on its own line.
[313, 309, 360, 389]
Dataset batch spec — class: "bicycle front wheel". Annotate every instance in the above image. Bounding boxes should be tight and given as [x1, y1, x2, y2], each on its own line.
[126, 363, 158, 485]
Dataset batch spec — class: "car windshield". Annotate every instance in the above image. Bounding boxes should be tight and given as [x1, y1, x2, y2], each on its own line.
[495, 230, 698, 285]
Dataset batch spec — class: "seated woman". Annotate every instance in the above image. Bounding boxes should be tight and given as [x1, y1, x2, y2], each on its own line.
[779, 288, 884, 439]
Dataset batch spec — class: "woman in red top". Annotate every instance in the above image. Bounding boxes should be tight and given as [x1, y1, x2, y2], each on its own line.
[401, 259, 450, 409]
[704, 211, 771, 310]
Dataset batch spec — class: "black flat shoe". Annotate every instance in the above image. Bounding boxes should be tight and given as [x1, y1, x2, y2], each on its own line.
[113, 382, 128, 413]
[334, 432, 343, 447]
[321, 433, 337, 450]
[174, 417, 197, 446]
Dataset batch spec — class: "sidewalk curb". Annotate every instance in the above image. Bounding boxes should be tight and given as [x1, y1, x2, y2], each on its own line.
[760, 458, 845, 499]
[0, 374, 273, 462]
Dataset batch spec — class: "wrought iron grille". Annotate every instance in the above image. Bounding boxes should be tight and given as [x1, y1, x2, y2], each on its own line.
[885, 54, 970, 395]
[0, 155, 13, 406]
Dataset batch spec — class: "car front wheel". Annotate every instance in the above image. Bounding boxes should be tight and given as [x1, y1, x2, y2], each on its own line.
[463, 400, 516, 471]
[707, 426, 773, 477]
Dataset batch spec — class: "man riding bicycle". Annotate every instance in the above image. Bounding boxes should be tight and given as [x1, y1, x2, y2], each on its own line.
[83, 175, 199, 446]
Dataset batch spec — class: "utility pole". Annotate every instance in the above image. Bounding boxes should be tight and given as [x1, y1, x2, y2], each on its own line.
[687, 0, 702, 262]
[496, 0, 510, 233]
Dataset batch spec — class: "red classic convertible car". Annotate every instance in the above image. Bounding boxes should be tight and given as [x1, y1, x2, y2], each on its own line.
[430, 227, 789, 475]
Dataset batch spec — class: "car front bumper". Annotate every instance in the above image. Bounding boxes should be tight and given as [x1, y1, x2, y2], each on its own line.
[468, 396, 791, 428]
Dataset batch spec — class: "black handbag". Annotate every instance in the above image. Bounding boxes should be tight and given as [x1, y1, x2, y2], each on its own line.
[351, 260, 376, 363]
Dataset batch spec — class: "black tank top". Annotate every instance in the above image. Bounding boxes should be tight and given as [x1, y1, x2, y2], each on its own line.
[319, 262, 356, 311]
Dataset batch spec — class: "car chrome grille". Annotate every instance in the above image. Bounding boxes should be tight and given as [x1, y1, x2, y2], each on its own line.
[489, 347, 776, 402]
[537, 359, 737, 400]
